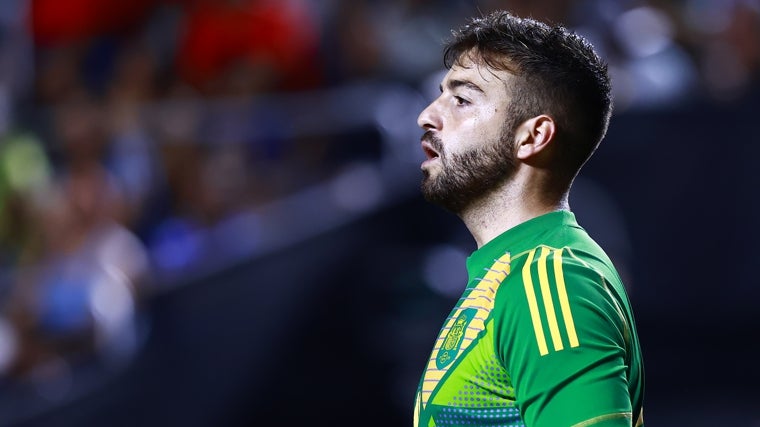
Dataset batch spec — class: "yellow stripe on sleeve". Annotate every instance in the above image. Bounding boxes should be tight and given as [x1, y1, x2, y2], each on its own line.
[522, 249, 548, 356]
[538, 247, 564, 351]
[570, 412, 632, 427]
[553, 248, 579, 348]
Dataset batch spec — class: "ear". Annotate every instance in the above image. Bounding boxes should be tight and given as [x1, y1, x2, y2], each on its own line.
[514, 115, 556, 161]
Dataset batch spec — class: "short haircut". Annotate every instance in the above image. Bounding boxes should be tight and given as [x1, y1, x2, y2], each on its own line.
[443, 10, 613, 178]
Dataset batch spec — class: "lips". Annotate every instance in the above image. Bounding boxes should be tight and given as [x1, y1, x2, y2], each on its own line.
[421, 140, 439, 160]
[420, 131, 441, 161]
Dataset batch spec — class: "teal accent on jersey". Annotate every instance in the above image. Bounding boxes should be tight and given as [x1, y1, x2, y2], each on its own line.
[414, 210, 644, 427]
[437, 308, 476, 369]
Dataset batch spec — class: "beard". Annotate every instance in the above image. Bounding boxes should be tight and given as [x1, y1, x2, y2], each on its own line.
[421, 124, 517, 215]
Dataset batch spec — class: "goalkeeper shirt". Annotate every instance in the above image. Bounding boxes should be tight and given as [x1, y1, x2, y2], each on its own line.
[413, 210, 644, 427]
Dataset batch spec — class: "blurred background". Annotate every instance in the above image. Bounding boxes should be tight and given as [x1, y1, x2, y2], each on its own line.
[0, 0, 758, 425]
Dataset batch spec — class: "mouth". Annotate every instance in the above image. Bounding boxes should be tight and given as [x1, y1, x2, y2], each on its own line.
[421, 140, 440, 161]
[420, 132, 441, 161]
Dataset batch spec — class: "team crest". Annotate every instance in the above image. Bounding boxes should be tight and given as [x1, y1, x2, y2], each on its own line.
[436, 307, 476, 369]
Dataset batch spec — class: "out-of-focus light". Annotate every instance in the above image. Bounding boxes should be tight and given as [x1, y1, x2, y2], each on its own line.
[90, 270, 134, 334]
[149, 218, 204, 272]
[373, 86, 428, 162]
[630, 49, 697, 102]
[89, 268, 137, 364]
[422, 244, 469, 299]
[614, 6, 675, 58]
[1, 132, 51, 193]
[329, 162, 384, 213]
[611, 46, 698, 111]
[210, 210, 262, 261]
[95, 225, 149, 284]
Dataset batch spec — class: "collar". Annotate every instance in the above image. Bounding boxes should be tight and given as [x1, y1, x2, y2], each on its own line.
[465, 210, 580, 274]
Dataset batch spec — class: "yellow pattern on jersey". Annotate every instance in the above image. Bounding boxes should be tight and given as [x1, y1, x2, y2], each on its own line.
[418, 252, 511, 408]
[522, 246, 579, 356]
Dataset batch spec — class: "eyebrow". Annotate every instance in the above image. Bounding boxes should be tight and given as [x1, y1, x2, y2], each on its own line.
[440, 79, 485, 94]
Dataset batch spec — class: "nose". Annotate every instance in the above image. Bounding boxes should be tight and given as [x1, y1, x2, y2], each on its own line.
[417, 99, 439, 131]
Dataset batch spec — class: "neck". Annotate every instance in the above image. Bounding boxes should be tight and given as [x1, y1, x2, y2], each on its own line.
[459, 174, 569, 248]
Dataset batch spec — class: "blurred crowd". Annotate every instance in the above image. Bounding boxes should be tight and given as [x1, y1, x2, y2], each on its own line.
[0, 0, 757, 419]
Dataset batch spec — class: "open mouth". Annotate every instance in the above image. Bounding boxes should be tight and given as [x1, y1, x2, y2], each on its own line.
[421, 138, 440, 161]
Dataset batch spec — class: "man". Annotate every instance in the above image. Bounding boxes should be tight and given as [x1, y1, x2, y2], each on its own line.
[413, 10, 644, 427]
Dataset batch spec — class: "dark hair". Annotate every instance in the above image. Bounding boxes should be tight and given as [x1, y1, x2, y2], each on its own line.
[444, 10, 613, 178]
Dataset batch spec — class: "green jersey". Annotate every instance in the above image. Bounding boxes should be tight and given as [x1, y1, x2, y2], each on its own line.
[414, 211, 644, 427]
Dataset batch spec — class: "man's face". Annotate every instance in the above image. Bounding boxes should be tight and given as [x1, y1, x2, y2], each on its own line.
[417, 55, 519, 214]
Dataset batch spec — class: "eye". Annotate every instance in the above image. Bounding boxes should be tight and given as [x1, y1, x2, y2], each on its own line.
[454, 96, 470, 106]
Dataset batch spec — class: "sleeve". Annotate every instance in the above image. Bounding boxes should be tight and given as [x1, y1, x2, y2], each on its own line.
[495, 246, 634, 427]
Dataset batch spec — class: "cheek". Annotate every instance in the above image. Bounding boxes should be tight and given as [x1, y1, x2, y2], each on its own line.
[442, 104, 504, 150]
[454, 114, 502, 149]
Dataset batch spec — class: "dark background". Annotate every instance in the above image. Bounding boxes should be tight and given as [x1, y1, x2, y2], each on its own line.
[0, 0, 758, 426]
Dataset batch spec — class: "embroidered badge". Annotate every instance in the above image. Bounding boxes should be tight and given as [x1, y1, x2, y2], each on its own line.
[436, 307, 476, 369]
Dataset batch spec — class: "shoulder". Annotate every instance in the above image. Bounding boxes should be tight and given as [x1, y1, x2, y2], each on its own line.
[495, 244, 629, 353]
[506, 245, 606, 292]
[502, 244, 621, 301]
